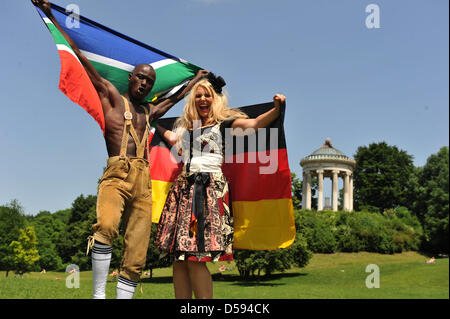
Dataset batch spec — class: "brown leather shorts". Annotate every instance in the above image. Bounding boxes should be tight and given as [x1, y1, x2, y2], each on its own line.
[92, 156, 152, 281]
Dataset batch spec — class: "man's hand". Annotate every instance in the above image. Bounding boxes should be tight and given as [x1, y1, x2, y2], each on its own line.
[31, 0, 52, 16]
[273, 93, 286, 109]
[148, 69, 210, 120]
[195, 69, 209, 79]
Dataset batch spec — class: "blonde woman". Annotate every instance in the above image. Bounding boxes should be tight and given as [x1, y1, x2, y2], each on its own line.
[155, 73, 286, 299]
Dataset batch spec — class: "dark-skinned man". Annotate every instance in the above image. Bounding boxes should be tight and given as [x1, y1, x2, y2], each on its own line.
[32, 0, 208, 299]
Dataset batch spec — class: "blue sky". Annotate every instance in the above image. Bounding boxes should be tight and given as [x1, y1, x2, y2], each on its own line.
[1, 0, 448, 215]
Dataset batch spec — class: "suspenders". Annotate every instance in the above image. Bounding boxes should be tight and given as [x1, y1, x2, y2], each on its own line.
[119, 96, 151, 159]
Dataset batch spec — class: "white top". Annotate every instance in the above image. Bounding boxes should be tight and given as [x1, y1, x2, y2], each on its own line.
[181, 124, 224, 173]
[188, 152, 223, 173]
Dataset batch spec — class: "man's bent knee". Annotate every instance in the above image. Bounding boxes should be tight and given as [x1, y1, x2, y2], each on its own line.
[92, 221, 118, 247]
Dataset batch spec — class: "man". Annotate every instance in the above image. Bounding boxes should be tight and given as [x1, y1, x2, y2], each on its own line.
[32, 0, 208, 299]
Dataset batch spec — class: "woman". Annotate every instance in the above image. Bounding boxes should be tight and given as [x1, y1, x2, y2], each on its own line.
[155, 73, 286, 299]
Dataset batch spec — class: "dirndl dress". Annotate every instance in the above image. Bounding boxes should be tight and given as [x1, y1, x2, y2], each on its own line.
[154, 122, 234, 262]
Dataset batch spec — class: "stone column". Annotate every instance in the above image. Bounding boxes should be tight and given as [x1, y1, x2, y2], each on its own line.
[302, 171, 306, 209]
[317, 169, 324, 211]
[305, 170, 312, 210]
[332, 170, 339, 211]
[349, 173, 354, 211]
[344, 171, 350, 211]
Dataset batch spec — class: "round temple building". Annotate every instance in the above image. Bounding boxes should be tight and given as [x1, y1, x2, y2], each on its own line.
[300, 138, 356, 211]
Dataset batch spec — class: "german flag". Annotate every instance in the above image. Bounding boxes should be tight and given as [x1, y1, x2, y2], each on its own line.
[149, 102, 296, 250]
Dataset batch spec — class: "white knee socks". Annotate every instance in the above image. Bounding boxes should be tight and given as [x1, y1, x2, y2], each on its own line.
[91, 241, 138, 299]
[91, 242, 112, 299]
[116, 276, 138, 299]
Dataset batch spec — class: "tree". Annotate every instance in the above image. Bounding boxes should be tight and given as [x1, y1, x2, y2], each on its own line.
[145, 224, 171, 279]
[0, 200, 27, 276]
[53, 208, 71, 225]
[291, 172, 302, 210]
[69, 194, 97, 224]
[9, 226, 40, 276]
[353, 142, 415, 211]
[29, 211, 65, 271]
[57, 194, 97, 270]
[291, 172, 318, 210]
[412, 147, 449, 253]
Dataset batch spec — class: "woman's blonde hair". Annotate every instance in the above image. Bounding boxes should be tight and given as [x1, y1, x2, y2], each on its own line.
[173, 79, 248, 132]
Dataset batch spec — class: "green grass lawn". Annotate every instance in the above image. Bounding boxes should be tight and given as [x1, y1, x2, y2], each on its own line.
[0, 252, 448, 299]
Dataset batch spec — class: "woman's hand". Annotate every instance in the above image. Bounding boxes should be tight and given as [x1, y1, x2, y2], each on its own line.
[231, 93, 286, 134]
[273, 93, 286, 109]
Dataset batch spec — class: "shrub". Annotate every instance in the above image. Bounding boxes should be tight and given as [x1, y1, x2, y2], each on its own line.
[234, 233, 313, 280]
[295, 210, 338, 253]
[335, 224, 363, 252]
[295, 208, 423, 255]
[289, 233, 313, 268]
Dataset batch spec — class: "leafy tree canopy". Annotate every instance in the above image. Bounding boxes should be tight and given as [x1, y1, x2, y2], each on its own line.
[353, 142, 415, 211]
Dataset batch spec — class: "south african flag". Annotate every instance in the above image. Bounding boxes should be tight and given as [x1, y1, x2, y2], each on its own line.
[34, 2, 200, 134]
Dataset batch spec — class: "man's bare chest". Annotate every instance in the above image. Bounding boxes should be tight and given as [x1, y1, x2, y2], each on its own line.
[104, 107, 148, 138]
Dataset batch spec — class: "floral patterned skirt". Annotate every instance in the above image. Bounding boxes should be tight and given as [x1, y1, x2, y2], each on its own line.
[154, 171, 234, 262]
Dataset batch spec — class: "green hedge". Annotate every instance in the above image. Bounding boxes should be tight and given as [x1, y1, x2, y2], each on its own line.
[295, 207, 423, 254]
[234, 233, 313, 280]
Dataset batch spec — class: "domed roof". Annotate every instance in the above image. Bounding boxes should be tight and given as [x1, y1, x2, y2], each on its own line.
[300, 138, 355, 167]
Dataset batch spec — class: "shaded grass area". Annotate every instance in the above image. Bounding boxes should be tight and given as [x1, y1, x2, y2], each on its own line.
[0, 252, 448, 299]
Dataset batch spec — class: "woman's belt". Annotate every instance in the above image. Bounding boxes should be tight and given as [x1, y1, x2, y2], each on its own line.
[186, 172, 211, 252]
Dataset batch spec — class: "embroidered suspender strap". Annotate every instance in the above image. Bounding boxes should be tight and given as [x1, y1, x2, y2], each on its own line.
[120, 96, 132, 158]
[143, 107, 151, 162]
[120, 96, 151, 159]
[134, 105, 150, 158]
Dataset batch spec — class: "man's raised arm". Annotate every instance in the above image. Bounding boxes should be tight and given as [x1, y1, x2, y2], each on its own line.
[32, 0, 111, 100]
[150, 69, 209, 120]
